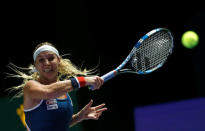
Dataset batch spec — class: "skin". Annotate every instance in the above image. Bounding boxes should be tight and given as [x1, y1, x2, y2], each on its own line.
[23, 51, 107, 128]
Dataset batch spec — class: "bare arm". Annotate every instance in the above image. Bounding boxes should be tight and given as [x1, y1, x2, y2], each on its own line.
[24, 80, 73, 100]
[24, 76, 104, 100]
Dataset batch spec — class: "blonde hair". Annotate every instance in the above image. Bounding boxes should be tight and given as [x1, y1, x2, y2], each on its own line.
[6, 42, 97, 98]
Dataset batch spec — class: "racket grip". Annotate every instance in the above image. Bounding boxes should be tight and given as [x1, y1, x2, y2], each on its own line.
[101, 70, 118, 82]
[88, 70, 117, 90]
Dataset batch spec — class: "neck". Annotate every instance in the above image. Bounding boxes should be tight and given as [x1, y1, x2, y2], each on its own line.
[38, 76, 58, 85]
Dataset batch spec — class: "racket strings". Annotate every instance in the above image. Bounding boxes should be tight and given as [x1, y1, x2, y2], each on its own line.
[131, 30, 173, 72]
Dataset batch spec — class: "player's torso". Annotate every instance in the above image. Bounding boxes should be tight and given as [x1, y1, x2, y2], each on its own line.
[24, 93, 73, 131]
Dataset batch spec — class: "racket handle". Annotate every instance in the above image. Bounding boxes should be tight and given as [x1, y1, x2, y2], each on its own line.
[88, 70, 117, 90]
[101, 70, 118, 82]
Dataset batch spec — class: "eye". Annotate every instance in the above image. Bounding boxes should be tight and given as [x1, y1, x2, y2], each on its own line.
[48, 56, 54, 61]
[39, 58, 44, 63]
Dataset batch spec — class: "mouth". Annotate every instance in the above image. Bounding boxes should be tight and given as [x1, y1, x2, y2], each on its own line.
[43, 68, 53, 73]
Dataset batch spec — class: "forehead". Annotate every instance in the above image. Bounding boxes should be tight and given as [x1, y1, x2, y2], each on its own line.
[37, 51, 56, 58]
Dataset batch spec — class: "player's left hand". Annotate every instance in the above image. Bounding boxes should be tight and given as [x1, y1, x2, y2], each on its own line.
[77, 99, 107, 121]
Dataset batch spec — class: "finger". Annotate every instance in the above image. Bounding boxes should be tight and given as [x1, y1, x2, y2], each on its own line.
[98, 112, 102, 117]
[94, 113, 100, 120]
[95, 112, 103, 120]
[94, 77, 100, 89]
[94, 103, 106, 110]
[92, 83, 98, 90]
[98, 77, 104, 85]
[97, 76, 104, 86]
[87, 113, 99, 120]
[84, 99, 93, 110]
[91, 77, 98, 90]
[96, 107, 108, 113]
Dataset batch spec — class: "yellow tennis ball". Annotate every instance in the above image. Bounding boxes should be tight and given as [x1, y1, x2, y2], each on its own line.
[181, 31, 199, 49]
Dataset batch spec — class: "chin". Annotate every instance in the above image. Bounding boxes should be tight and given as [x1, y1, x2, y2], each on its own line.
[43, 72, 58, 80]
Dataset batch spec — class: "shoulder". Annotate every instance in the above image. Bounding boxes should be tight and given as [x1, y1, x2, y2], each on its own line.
[24, 80, 41, 92]
[23, 80, 45, 101]
[23, 80, 43, 109]
[25, 80, 40, 87]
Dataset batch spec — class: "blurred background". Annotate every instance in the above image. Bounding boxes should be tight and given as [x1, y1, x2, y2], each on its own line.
[1, 0, 205, 131]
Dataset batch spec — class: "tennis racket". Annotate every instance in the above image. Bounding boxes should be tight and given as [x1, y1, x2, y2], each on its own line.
[90, 28, 173, 90]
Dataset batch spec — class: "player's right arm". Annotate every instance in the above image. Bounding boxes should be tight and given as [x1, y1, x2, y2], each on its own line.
[23, 80, 73, 100]
[23, 76, 103, 100]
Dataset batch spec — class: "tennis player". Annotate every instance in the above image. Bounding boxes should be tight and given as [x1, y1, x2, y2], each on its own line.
[8, 42, 107, 131]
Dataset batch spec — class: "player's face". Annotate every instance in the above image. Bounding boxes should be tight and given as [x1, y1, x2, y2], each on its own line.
[35, 51, 60, 81]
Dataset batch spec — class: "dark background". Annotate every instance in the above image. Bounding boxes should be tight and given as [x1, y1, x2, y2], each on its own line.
[1, 1, 205, 131]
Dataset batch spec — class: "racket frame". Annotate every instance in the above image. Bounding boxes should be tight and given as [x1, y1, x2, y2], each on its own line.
[90, 28, 173, 89]
[102, 28, 173, 82]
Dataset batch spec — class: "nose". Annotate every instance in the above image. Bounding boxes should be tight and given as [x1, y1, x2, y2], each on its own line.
[44, 59, 50, 65]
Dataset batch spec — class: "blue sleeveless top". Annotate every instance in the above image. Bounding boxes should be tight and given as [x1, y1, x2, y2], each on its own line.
[24, 94, 73, 131]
